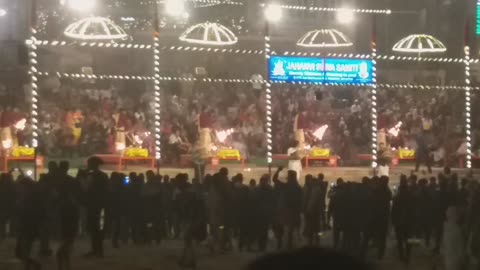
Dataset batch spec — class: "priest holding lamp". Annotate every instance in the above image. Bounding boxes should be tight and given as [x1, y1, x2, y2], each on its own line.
[288, 140, 303, 181]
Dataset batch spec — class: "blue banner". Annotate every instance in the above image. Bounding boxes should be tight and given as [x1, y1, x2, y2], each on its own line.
[477, 0, 480, 35]
[269, 56, 373, 84]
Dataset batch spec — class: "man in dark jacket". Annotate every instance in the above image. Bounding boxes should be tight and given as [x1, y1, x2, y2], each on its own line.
[109, 172, 126, 248]
[255, 174, 275, 252]
[16, 176, 44, 270]
[273, 167, 303, 250]
[415, 132, 432, 173]
[57, 161, 82, 270]
[38, 161, 59, 257]
[84, 156, 109, 258]
[328, 178, 346, 249]
[304, 177, 321, 246]
[0, 172, 15, 241]
[142, 171, 163, 245]
[361, 176, 392, 259]
[392, 175, 413, 264]
[231, 173, 250, 251]
[128, 172, 145, 244]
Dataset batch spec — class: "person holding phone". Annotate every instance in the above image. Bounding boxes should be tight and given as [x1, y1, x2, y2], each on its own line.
[287, 140, 302, 181]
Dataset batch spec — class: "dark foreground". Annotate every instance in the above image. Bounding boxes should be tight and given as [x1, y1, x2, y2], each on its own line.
[0, 232, 441, 270]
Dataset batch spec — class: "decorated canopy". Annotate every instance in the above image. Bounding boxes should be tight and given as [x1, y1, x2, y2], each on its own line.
[392, 34, 447, 53]
[297, 29, 353, 48]
[64, 17, 128, 40]
[179, 22, 238, 46]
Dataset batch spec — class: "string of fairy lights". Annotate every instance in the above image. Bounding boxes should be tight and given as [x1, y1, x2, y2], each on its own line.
[29, 39, 479, 64]
[259, 3, 392, 14]
[32, 71, 474, 90]
[25, 1, 480, 169]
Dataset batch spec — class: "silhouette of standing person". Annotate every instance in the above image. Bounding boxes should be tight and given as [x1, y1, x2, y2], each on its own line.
[38, 161, 59, 257]
[273, 167, 303, 250]
[56, 161, 82, 270]
[16, 175, 44, 270]
[84, 157, 109, 258]
[415, 132, 432, 173]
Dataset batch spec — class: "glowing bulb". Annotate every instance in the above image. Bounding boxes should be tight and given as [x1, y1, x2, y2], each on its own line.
[63, 0, 95, 12]
[165, 0, 185, 17]
[2, 139, 12, 149]
[313, 125, 329, 140]
[116, 143, 126, 151]
[265, 4, 283, 22]
[336, 8, 355, 24]
[15, 119, 27, 130]
[0, 9, 6, 17]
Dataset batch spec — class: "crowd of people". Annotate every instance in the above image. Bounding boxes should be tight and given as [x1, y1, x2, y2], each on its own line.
[0, 79, 155, 158]
[0, 157, 479, 269]
[377, 88, 468, 166]
[1, 74, 479, 168]
[271, 85, 372, 159]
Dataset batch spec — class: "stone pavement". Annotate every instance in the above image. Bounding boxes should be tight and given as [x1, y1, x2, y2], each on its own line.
[0, 229, 442, 270]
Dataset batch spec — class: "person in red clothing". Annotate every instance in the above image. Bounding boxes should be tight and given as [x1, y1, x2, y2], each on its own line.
[198, 106, 214, 130]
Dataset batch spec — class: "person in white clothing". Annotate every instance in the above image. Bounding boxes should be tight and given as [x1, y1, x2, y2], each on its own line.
[287, 140, 302, 181]
[168, 129, 188, 164]
[376, 156, 390, 177]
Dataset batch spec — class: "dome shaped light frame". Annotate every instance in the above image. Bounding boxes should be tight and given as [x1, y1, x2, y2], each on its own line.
[179, 22, 238, 46]
[297, 29, 353, 48]
[392, 34, 447, 53]
[64, 17, 128, 40]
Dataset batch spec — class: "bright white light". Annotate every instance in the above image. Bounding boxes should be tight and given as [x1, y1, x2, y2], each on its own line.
[15, 119, 27, 131]
[313, 125, 329, 141]
[336, 9, 354, 24]
[121, 17, 135, 22]
[388, 122, 403, 137]
[26, 170, 33, 177]
[166, 0, 185, 17]
[63, 0, 95, 12]
[216, 129, 234, 143]
[0, 9, 6, 17]
[116, 143, 126, 151]
[2, 139, 12, 149]
[265, 4, 282, 23]
[134, 135, 143, 145]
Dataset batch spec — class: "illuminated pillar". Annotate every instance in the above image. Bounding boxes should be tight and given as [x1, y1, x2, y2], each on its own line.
[153, 36, 162, 165]
[26, 27, 39, 179]
[264, 23, 273, 166]
[371, 42, 378, 168]
[464, 45, 472, 168]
